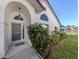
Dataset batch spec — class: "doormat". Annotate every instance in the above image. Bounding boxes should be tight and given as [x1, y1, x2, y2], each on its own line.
[15, 42, 25, 47]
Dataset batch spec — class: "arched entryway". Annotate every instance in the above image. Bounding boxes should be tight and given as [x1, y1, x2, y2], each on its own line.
[4, 1, 31, 51]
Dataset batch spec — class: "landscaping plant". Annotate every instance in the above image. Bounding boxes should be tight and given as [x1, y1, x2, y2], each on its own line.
[27, 24, 67, 58]
[27, 23, 49, 55]
[55, 31, 67, 40]
[49, 31, 67, 44]
[49, 33, 60, 44]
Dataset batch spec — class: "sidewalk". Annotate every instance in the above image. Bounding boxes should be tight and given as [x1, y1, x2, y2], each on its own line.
[7, 47, 42, 59]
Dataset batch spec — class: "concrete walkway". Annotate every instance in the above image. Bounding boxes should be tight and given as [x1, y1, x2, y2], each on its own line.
[7, 47, 42, 59]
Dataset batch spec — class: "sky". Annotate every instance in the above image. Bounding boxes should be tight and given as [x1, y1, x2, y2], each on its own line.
[48, 0, 78, 26]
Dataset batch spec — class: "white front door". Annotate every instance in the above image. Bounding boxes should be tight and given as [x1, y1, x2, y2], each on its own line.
[12, 22, 24, 42]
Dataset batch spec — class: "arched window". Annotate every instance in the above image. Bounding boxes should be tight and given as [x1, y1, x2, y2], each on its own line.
[40, 14, 48, 21]
[14, 15, 23, 20]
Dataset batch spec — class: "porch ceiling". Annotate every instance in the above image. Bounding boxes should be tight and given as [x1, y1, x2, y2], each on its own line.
[27, 0, 46, 13]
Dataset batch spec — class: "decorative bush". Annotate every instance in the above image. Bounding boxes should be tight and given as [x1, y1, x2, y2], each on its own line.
[55, 31, 67, 40]
[49, 33, 60, 44]
[27, 23, 49, 55]
[27, 23, 67, 57]
[49, 31, 67, 44]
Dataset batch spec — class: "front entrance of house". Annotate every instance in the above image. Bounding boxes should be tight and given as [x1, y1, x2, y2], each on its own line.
[0, 1, 32, 58]
[12, 23, 24, 42]
[3, 1, 32, 56]
[11, 7, 25, 43]
[11, 14, 25, 43]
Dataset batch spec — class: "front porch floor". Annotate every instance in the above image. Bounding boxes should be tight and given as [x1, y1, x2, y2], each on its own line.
[4, 41, 42, 59]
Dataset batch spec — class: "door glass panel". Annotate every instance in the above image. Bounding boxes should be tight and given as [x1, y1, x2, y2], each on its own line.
[23, 25, 24, 39]
[12, 23, 21, 41]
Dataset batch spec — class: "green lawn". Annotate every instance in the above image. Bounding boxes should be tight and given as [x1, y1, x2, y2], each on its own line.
[66, 32, 78, 35]
[48, 35, 78, 59]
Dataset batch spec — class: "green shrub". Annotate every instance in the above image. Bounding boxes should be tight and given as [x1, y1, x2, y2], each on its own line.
[27, 23, 49, 55]
[49, 33, 60, 44]
[54, 31, 67, 40]
[49, 31, 67, 44]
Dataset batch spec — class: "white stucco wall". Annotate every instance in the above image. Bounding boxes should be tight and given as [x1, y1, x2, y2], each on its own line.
[0, 1, 5, 58]
[0, 23, 5, 58]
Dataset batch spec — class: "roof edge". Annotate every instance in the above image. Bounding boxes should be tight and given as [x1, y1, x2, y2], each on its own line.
[46, 0, 62, 27]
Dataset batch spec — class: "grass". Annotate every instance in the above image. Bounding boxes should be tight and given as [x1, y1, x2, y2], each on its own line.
[66, 32, 78, 35]
[48, 34, 78, 59]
